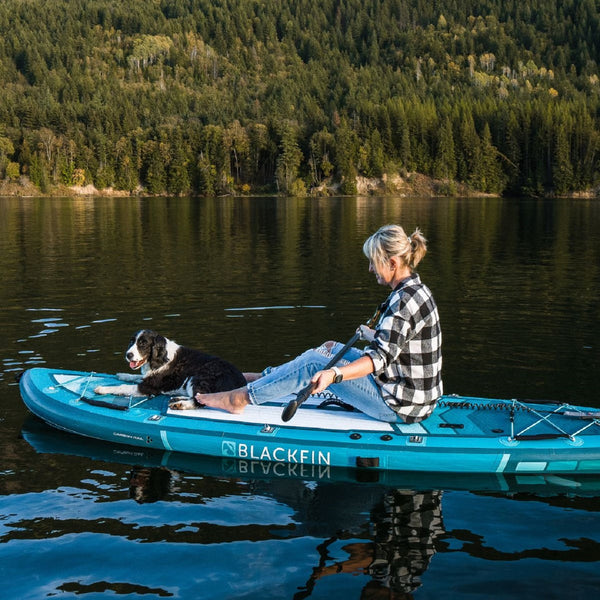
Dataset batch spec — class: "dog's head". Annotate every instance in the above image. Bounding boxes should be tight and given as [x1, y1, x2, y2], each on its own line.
[126, 330, 169, 371]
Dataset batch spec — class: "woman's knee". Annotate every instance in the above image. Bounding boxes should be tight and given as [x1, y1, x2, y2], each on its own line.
[294, 348, 329, 371]
[314, 340, 339, 358]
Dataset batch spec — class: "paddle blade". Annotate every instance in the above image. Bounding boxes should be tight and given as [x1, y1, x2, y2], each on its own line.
[281, 382, 314, 422]
[281, 399, 299, 422]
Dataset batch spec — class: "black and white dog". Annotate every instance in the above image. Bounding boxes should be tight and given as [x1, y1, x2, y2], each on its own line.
[94, 330, 246, 409]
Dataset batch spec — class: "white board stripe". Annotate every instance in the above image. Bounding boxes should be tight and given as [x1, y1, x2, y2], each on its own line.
[496, 453, 510, 472]
[160, 430, 172, 451]
[516, 461, 548, 472]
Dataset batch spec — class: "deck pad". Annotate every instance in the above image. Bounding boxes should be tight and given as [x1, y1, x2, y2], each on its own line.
[50, 372, 599, 439]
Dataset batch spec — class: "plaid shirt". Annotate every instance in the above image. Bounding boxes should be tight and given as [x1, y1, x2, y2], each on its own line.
[364, 273, 443, 422]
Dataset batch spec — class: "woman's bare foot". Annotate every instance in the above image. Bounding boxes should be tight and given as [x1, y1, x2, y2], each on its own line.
[243, 372, 262, 383]
[195, 387, 250, 414]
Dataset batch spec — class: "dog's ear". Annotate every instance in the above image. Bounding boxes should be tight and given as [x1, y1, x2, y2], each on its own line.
[149, 334, 169, 369]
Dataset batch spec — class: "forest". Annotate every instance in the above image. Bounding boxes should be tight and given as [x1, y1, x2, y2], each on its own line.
[0, 0, 599, 196]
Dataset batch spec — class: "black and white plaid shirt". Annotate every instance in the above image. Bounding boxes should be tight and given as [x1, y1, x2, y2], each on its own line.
[365, 273, 443, 422]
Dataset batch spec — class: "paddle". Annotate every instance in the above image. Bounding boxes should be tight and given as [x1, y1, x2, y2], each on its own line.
[281, 309, 382, 422]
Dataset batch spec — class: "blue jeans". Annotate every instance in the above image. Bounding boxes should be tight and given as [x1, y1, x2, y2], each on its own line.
[247, 342, 400, 422]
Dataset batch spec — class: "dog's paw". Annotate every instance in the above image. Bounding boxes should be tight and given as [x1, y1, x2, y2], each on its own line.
[94, 386, 110, 395]
[169, 398, 199, 410]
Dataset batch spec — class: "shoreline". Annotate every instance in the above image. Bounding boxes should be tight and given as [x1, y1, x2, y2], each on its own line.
[0, 174, 597, 199]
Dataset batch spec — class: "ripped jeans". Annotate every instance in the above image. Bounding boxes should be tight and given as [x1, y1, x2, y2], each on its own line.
[246, 342, 400, 422]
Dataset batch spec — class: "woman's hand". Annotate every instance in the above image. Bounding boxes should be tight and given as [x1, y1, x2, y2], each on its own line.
[310, 369, 336, 394]
[311, 355, 375, 393]
[357, 324, 375, 342]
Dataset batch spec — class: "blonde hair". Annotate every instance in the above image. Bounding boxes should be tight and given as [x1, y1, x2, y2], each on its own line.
[363, 224, 427, 272]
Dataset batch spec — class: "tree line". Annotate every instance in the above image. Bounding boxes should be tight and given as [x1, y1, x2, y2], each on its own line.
[0, 0, 598, 196]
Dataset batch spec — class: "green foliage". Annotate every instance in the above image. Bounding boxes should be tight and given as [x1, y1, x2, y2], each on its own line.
[474, 123, 505, 194]
[6, 162, 20, 180]
[433, 118, 457, 181]
[276, 121, 304, 194]
[0, 0, 598, 195]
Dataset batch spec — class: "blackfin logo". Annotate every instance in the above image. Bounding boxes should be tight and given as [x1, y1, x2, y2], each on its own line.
[222, 440, 237, 456]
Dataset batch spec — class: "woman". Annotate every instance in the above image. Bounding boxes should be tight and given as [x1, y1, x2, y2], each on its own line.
[196, 224, 443, 423]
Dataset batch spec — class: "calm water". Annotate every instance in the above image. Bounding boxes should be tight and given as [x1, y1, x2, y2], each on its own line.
[1, 196, 599, 599]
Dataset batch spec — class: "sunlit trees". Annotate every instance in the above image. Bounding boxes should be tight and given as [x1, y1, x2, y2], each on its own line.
[0, 135, 15, 179]
[0, 0, 598, 196]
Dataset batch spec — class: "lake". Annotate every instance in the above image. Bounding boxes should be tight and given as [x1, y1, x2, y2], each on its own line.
[1, 195, 599, 599]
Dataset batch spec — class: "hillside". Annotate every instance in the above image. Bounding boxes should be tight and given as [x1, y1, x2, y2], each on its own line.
[0, 0, 599, 196]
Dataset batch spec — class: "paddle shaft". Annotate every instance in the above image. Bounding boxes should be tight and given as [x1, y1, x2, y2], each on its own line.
[280, 307, 383, 422]
[280, 331, 361, 422]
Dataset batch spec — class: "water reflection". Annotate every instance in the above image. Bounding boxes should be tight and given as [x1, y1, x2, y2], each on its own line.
[15, 418, 600, 599]
[128, 466, 177, 504]
[125, 456, 443, 600]
[25, 419, 447, 597]
[297, 490, 444, 599]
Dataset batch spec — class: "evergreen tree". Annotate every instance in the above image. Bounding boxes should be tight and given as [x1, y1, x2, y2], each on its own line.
[202, 125, 231, 194]
[0, 135, 15, 179]
[456, 111, 480, 185]
[115, 137, 139, 192]
[224, 120, 250, 185]
[364, 128, 385, 177]
[433, 117, 457, 180]
[196, 152, 217, 196]
[553, 120, 574, 195]
[276, 121, 305, 195]
[143, 141, 168, 194]
[247, 122, 271, 185]
[168, 141, 192, 195]
[503, 111, 522, 194]
[29, 153, 50, 193]
[475, 123, 504, 194]
[309, 128, 335, 185]
[399, 126, 413, 172]
[334, 119, 359, 194]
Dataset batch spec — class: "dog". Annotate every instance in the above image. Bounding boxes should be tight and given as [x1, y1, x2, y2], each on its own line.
[94, 329, 246, 410]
